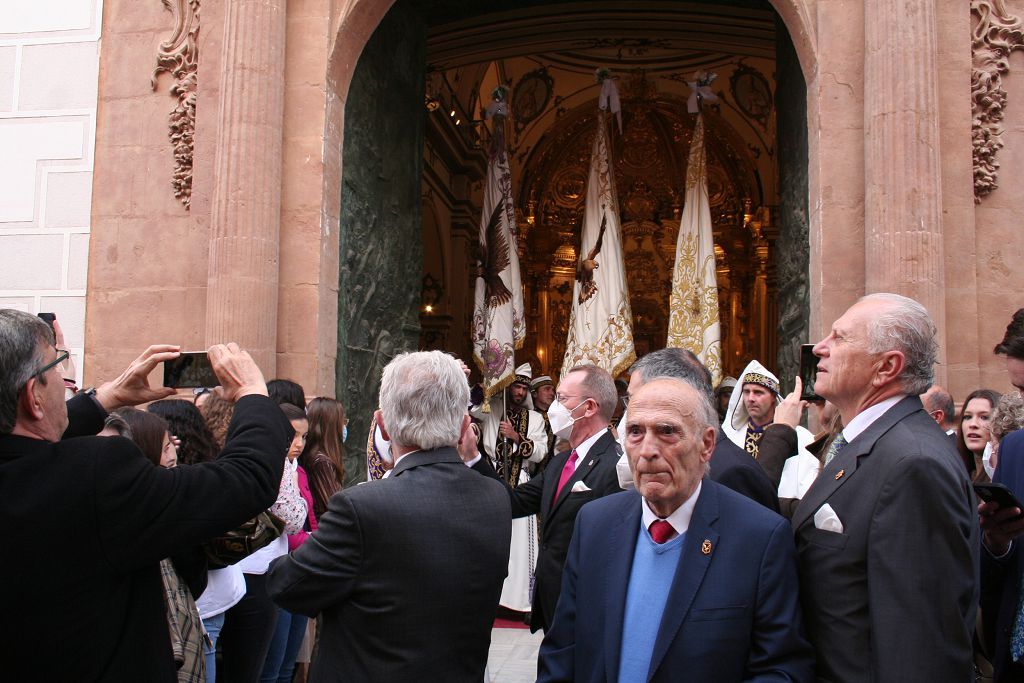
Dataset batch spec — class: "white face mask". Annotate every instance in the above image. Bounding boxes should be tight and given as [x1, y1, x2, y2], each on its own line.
[547, 399, 587, 440]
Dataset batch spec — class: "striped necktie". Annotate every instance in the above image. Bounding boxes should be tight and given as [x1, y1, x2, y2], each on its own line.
[823, 433, 848, 467]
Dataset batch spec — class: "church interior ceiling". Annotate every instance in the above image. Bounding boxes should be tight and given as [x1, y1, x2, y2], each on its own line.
[413, 0, 781, 380]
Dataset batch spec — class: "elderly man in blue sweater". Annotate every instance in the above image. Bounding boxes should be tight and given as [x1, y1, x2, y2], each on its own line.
[537, 377, 814, 682]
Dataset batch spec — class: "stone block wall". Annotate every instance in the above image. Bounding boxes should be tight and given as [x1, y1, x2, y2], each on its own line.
[0, 0, 102, 384]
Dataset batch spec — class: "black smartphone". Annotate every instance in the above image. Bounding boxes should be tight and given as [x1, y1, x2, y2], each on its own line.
[163, 352, 220, 388]
[974, 483, 1024, 519]
[799, 344, 822, 401]
[37, 312, 56, 331]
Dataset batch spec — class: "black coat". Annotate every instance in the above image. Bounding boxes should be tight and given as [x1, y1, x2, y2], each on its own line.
[709, 428, 780, 513]
[475, 429, 622, 632]
[0, 393, 291, 682]
[267, 447, 512, 683]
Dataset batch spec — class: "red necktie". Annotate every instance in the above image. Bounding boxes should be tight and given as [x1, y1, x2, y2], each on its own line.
[554, 450, 579, 500]
[649, 520, 675, 544]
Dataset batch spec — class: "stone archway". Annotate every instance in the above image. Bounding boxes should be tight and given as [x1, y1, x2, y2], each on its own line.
[323, 0, 820, 481]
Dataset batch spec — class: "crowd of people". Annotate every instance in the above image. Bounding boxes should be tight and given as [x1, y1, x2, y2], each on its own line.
[5, 294, 1024, 681]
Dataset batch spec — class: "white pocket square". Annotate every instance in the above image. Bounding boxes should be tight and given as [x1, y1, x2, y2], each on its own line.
[813, 503, 844, 534]
[570, 481, 592, 493]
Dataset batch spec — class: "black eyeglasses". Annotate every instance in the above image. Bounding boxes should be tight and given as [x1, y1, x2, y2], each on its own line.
[34, 348, 70, 380]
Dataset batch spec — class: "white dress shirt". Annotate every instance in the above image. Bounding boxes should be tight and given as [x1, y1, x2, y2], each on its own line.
[840, 395, 905, 443]
[640, 480, 702, 542]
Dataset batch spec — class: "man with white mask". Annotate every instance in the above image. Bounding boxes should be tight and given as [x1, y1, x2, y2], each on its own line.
[464, 364, 621, 633]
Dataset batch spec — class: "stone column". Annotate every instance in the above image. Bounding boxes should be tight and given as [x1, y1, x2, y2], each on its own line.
[205, 0, 287, 373]
[864, 0, 947, 380]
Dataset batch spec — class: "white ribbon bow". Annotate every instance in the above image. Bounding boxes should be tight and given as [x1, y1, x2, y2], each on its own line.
[599, 77, 622, 133]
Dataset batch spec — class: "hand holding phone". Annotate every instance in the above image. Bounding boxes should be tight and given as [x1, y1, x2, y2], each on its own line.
[975, 483, 1024, 519]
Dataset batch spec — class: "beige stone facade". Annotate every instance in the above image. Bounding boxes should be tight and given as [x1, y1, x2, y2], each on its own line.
[67, 0, 1024, 403]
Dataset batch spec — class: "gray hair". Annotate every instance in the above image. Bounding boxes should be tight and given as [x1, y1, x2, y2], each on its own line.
[629, 348, 714, 402]
[565, 364, 618, 421]
[859, 293, 937, 395]
[0, 309, 55, 434]
[379, 351, 469, 451]
[991, 393, 1024, 441]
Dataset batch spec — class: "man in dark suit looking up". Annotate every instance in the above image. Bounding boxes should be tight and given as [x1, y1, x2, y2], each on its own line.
[267, 351, 511, 682]
[537, 377, 814, 682]
[793, 293, 978, 682]
[464, 363, 622, 633]
[0, 309, 293, 682]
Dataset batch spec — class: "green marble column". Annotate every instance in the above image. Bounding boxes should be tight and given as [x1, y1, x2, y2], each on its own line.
[337, 3, 427, 485]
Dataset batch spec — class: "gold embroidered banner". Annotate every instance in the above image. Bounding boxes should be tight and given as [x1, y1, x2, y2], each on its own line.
[472, 111, 526, 408]
[561, 108, 635, 379]
[666, 112, 722, 384]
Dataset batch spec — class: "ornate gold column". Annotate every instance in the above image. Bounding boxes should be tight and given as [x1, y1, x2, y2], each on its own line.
[204, 0, 287, 372]
[864, 0, 947, 380]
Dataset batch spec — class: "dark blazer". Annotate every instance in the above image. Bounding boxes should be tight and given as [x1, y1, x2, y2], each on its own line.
[537, 483, 815, 682]
[710, 428, 779, 513]
[474, 429, 621, 632]
[267, 447, 511, 683]
[792, 395, 979, 682]
[981, 429, 1024, 681]
[0, 393, 291, 682]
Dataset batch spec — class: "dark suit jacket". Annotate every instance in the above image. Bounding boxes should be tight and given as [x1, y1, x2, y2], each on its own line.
[0, 393, 291, 682]
[792, 395, 979, 682]
[981, 429, 1024, 681]
[537, 484, 815, 682]
[710, 428, 779, 513]
[474, 429, 621, 632]
[267, 447, 511, 683]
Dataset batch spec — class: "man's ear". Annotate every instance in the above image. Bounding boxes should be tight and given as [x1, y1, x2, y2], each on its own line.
[700, 425, 716, 464]
[17, 376, 45, 422]
[457, 413, 471, 446]
[375, 409, 391, 442]
[873, 350, 905, 387]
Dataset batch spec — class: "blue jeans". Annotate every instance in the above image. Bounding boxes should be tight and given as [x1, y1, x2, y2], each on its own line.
[201, 611, 225, 683]
[260, 608, 308, 683]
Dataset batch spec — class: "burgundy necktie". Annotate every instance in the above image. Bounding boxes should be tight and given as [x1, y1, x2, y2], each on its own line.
[649, 519, 675, 544]
[554, 450, 579, 500]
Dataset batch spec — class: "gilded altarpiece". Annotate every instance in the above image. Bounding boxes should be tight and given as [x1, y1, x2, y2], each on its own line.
[516, 87, 778, 380]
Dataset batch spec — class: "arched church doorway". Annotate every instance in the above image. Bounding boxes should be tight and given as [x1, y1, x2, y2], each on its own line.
[336, 0, 809, 482]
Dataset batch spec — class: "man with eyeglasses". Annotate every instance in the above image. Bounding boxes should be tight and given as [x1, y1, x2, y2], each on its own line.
[0, 309, 293, 681]
[463, 363, 622, 633]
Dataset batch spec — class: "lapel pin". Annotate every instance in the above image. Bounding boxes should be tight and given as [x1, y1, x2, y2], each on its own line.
[835, 469, 845, 480]
[588, 460, 594, 466]
[701, 539, 712, 555]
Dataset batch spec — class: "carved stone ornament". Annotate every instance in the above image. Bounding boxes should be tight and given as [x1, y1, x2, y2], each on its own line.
[152, 0, 200, 209]
[971, 0, 1024, 202]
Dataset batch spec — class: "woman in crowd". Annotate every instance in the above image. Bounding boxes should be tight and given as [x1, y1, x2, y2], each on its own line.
[985, 392, 1024, 477]
[261, 404, 318, 683]
[200, 392, 235, 451]
[148, 399, 219, 465]
[112, 408, 205, 683]
[299, 397, 347, 518]
[148, 399, 242, 683]
[218, 403, 308, 683]
[957, 389, 1001, 483]
[268, 378, 307, 410]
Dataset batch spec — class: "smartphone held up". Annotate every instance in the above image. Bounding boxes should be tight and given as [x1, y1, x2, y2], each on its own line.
[163, 352, 220, 389]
